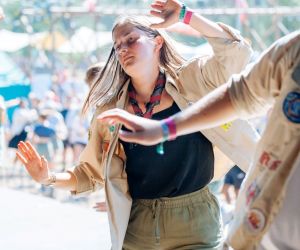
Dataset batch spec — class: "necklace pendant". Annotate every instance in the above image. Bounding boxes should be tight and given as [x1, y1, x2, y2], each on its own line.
[156, 142, 164, 155]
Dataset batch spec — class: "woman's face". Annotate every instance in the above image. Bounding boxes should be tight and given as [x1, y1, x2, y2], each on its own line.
[112, 22, 160, 76]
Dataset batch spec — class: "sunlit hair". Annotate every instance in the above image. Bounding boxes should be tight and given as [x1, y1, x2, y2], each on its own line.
[82, 15, 186, 113]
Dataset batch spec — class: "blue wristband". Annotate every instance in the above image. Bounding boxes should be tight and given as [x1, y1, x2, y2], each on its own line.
[161, 122, 169, 142]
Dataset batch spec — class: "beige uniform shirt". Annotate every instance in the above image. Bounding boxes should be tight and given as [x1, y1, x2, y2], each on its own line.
[228, 30, 300, 249]
[70, 23, 257, 250]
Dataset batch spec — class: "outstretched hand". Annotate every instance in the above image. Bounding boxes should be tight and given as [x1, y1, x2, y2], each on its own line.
[16, 141, 50, 184]
[150, 0, 182, 29]
[97, 109, 164, 146]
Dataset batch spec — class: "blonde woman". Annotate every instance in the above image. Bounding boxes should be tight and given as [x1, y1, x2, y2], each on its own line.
[17, 1, 257, 249]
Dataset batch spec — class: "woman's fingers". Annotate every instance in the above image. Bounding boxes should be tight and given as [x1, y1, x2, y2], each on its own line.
[40, 156, 48, 171]
[25, 141, 40, 159]
[98, 110, 144, 131]
[99, 115, 136, 131]
[151, 3, 164, 11]
[16, 151, 27, 165]
[118, 130, 145, 144]
[17, 141, 33, 160]
[93, 201, 107, 212]
[98, 108, 129, 120]
[152, 0, 167, 6]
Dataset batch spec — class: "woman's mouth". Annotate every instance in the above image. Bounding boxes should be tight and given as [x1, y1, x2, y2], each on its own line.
[123, 56, 134, 65]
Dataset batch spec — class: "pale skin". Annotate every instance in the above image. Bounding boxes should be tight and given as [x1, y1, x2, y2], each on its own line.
[16, 0, 235, 190]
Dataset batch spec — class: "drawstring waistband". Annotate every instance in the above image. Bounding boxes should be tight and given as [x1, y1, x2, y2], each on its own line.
[135, 187, 211, 246]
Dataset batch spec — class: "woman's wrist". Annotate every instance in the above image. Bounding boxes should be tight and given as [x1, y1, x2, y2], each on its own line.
[160, 117, 177, 141]
[41, 173, 56, 186]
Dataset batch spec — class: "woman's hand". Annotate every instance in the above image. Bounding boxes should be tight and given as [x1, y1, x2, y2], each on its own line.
[93, 201, 107, 212]
[16, 141, 50, 184]
[97, 109, 163, 146]
[150, 0, 183, 29]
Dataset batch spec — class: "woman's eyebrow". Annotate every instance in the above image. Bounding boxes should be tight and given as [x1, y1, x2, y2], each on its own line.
[113, 31, 135, 46]
[113, 31, 133, 46]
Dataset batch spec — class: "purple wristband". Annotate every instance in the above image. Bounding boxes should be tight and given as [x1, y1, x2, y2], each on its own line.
[164, 117, 177, 140]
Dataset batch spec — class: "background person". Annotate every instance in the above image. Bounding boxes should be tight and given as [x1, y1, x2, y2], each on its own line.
[222, 165, 245, 204]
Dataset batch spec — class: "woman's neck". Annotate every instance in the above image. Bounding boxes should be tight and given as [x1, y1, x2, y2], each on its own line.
[130, 68, 160, 103]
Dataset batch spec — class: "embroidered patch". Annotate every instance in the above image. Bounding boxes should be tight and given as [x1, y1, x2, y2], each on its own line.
[292, 63, 300, 86]
[282, 91, 300, 123]
[259, 151, 282, 171]
[245, 208, 266, 234]
[246, 180, 261, 206]
[221, 122, 233, 131]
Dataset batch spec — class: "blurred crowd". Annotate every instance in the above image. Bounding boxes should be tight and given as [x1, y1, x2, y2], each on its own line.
[0, 68, 97, 171]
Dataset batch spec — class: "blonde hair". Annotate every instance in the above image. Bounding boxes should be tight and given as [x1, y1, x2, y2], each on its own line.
[82, 15, 186, 114]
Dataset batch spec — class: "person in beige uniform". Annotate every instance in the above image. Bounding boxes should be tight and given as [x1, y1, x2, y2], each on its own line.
[99, 31, 300, 250]
[16, 1, 257, 249]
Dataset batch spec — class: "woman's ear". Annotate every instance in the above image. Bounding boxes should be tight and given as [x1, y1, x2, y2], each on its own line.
[154, 35, 164, 52]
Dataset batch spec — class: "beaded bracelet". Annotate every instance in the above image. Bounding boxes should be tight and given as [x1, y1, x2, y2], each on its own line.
[43, 173, 56, 186]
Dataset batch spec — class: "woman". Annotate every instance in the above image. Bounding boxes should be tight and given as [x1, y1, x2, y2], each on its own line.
[17, 0, 257, 249]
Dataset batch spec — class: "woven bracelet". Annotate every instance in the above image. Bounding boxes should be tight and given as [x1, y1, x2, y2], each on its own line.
[179, 3, 186, 22]
[183, 9, 193, 24]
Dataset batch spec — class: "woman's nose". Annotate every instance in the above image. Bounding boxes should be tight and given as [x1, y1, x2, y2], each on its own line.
[118, 44, 128, 55]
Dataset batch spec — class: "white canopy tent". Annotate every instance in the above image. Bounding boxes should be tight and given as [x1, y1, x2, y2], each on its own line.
[57, 26, 112, 53]
[0, 26, 209, 58]
[0, 27, 112, 53]
[173, 41, 212, 59]
[0, 29, 30, 52]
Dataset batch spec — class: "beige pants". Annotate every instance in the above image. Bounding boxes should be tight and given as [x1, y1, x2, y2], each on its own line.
[123, 187, 223, 250]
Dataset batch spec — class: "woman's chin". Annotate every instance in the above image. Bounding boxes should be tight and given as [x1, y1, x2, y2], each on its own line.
[122, 62, 137, 75]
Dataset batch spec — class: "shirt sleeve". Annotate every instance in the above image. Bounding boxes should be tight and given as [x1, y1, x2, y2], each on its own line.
[228, 31, 300, 119]
[203, 22, 253, 87]
[67, 105, 111, 196]
[179, 22, 253, 94]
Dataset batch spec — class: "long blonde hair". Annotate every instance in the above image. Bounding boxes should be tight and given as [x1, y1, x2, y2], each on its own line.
[82, 15, 186, 114]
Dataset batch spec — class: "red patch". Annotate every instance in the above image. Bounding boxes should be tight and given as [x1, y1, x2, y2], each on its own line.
[259, 151, 282, 171]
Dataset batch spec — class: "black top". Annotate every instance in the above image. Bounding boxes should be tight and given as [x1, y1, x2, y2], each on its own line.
[120, 102, 214, 199]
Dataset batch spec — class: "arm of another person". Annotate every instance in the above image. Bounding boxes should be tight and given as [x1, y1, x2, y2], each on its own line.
[97, 31, 300, 145]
